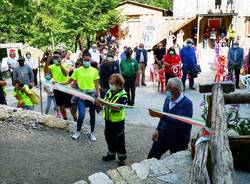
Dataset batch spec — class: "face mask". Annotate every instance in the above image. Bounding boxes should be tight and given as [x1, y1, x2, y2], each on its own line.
[187, 43, 192, 48]
[138, 48, 143, 50]
[45, 74, 51, 81]
[222, 44, 226, 47]
[169, 51, 175, 55]
[53, 60, 59, 65]
[110, 85, 117, 91]
[83, 61, 91, 68]
[93, 48, 97, 52]
[233, 44, 238, 48]
[165, 91, 172, 99]
[26, 55, 31, 59]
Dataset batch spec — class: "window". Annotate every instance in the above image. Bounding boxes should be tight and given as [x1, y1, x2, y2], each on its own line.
[246, 18, 250, 36]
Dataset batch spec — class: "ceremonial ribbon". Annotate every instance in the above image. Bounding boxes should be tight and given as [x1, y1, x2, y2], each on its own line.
[41, 83, 207, 128]
[43, 81, 95, 103]
[97, 98, 206, 128]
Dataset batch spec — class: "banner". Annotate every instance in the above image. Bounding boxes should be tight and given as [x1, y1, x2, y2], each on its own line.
[43, 81, 95, 102]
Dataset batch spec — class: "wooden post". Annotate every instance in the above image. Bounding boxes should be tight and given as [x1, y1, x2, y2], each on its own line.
[189, 140, 209, 184]
[210, 84, 234, 184]
[207, 93, 250, 104]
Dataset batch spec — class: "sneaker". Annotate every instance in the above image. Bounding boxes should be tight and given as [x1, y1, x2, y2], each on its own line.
[89, 132, 97, 141]
[71, 131, 81, 140]
[141, 83, 147, 86]
[102, 155, 115, 162]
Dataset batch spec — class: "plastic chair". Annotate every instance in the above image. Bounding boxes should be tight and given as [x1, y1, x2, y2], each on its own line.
[157, 69, 165, 94]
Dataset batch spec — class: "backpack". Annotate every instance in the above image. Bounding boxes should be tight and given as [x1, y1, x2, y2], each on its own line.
[30, 90, 40, 104]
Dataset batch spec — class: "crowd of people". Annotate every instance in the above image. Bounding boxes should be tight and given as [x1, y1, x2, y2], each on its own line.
[0, 29, 250, 167]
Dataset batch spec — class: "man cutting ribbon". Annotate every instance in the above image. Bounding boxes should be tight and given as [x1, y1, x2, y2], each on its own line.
[148, 77, 193, 159]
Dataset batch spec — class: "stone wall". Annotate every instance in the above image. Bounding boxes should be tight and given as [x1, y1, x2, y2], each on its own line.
[75, 151, 192, 184]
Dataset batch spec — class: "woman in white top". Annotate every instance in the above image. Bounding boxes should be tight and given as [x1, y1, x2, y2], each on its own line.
[167, 31, 176, 49]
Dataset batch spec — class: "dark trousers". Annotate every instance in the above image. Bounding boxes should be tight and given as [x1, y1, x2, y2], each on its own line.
[33, 69, 38, 86]
[229, 65, 241, 88]
[182, 65, 195, 88]
[148, 130, 189, 159]
[123, 75, 136, 105]
[105, 120, 126, 160]
[77, 98, 96, 132]
[165, 73, 174, 86]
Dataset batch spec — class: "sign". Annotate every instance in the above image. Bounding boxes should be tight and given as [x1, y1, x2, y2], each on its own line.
[0, 43, 23, 49]
[144, 25, 156, 49]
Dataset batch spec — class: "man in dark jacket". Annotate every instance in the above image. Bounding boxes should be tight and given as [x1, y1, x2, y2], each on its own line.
[148, 77, 193, 159]
[135, 43, 148, 86]
[180, 39, 197, 90]
[227, 41, 244, 88]
[99, 55, 120, 98]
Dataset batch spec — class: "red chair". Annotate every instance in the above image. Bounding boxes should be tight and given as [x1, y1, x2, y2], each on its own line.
[157, 69, 166, 94]
[150, 64, 158, 82]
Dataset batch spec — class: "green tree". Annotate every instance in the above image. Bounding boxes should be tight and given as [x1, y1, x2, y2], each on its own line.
[134, 0, 172, 9]
[0, 0, 122, 51]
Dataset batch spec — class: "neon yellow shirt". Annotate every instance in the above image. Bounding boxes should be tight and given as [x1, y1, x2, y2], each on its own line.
[13, 85, 33, 106]
[71, 66, 99, 91]
[49, 64, 68, 83]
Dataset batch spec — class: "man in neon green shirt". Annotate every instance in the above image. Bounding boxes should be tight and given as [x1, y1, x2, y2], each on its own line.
[44, 51, 77, 121]
[61, 52, 100, 141]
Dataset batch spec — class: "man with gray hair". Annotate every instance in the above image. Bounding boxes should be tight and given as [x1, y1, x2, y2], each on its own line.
[147, 78, 193, 159]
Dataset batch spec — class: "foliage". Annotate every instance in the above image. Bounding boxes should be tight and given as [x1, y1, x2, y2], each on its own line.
[134, 0, 172, 9]
[200, 99, 250, 136]
[0, 0, 121, 50]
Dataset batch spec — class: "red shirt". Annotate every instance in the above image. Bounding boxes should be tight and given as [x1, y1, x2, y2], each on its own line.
[163, 54, 181, 73]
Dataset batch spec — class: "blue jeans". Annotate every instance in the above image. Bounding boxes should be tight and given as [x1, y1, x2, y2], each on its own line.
[77, 98, 96, 132]
[45, 95, 58, 114]
[22, 105, 34, 111]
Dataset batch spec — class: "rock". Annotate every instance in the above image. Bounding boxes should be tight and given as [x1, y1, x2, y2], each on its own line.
[107, 169, 127, 184]
[73, 180, 88, 184]
[157, 173, 178, 183]
[117, 166, 143, 184]
[131, 162, 149, 179]
[88, 172, 113, 184]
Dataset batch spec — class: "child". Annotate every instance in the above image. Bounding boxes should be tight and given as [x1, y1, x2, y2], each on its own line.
[13, 80, 34, 110]
[0, 71, 7, 105]
[44, 74, 60, 117]
[97, 73, 128, 166]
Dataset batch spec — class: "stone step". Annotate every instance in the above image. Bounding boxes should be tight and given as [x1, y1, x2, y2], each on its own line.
[116, 166, 143, 184]
[88, 172, 113, 184]
[107, 169, 127, 184]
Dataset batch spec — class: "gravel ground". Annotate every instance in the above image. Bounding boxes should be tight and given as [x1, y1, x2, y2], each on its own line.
[0, 121, 152, 184]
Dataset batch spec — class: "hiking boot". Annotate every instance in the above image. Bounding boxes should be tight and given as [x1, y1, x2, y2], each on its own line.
[102, 155, 115, 162]
[118, 160, 125, 166]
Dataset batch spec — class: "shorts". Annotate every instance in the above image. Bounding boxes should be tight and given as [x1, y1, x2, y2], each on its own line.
[53, 89, 72, 108]
[227, 0, 233, 4]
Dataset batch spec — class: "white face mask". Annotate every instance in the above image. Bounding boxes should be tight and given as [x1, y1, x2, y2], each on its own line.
[110, 85, 117, 91]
